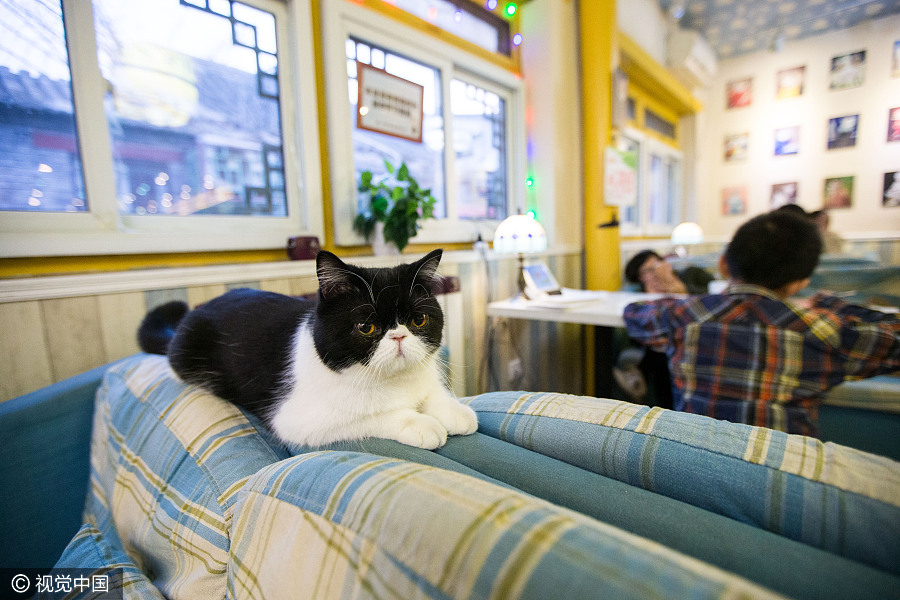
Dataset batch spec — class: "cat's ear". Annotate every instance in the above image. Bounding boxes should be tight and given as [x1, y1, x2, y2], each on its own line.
[316, 251, 359, 299]
[411, 249, 443, 289]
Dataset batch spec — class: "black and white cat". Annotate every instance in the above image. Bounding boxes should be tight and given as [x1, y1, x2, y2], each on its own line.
[138, 249, 477, 449]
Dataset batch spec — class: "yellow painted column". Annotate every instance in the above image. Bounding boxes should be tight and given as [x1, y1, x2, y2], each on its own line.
[579, 0, 619, 291]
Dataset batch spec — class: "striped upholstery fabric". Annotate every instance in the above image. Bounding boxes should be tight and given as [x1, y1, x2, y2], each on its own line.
[80, 355, 796, 599]
[80, 354, 900, 598]
[40, 523, 164, 599]
[467, 391, 900, 575]
[824, 375, 900, 412]
[84, 355, 289, 599]
[227, 451, 784, 600]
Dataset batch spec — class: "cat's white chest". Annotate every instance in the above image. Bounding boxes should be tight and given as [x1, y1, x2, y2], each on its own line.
[269, 323, 460, 447]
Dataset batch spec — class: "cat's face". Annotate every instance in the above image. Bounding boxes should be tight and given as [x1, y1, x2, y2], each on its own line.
[312, 250, 445, 374]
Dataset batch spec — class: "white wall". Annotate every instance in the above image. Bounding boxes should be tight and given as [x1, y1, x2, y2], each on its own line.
[617, 0, 669, 64]
[697, 14, 900, 243]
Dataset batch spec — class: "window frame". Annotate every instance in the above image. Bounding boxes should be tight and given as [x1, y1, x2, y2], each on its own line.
[0, 0, 323, 258]
[618, 127, 683, 238]
[323, 0, 525, 247]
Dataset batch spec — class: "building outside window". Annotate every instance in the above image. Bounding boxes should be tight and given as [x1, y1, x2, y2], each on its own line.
[0, 0, 320, 257]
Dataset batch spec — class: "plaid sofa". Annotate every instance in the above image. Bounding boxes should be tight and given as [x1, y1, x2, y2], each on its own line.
[3, 354, 900, 599]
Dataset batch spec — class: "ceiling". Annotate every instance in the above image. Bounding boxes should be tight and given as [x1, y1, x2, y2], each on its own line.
[662, 0, 900, 59]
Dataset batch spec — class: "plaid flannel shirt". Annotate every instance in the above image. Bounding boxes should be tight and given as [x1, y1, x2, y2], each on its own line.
[623, 284, 900, 436]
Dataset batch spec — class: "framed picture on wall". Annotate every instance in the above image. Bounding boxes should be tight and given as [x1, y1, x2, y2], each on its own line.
[771, 182, 798, 209]
[774, 126, 799, 156]
[776, 66, 805, 99]
[827, 114, 859, 149]
[724, 133, 749, 162]
[889, 107, 900, 142]
[830, 50, 866, 90]
[824, 176, 854, 209]
[726, 78, 752, 108]
[885, 172, 900, 207]
[721, 186, 747, 215]
[892, 41, 900, 78]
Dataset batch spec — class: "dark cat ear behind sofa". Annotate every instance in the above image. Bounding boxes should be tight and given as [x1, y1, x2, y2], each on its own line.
[3, 354, 900, 599]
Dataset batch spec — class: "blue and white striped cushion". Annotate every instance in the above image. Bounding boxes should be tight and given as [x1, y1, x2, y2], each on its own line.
[227, 450, 784, 600]
[466, 390, 900, 575]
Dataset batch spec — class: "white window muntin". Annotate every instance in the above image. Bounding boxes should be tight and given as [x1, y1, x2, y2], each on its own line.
[0, 0, 322, 257]
[324, 1, 524, 246]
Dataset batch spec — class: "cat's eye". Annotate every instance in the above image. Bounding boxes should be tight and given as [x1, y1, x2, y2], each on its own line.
[411, 313, 428, 328]
[356, 323, 380, 336]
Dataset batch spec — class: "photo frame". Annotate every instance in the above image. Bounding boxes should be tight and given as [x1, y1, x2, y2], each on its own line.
[774, 126, 799, 156]
[726, 78, 752, 109]
[776, 66, 805, 99]
[724, 133, 749, 162]
[771, 182, 798, 209]
[827, 115, 859, 149]
[823, 176, 854, 209]
[721, 186, 747, 216]
[885, 172, 900, 208]
[829, 50, 866, 90]
[889, 107, 900, 142]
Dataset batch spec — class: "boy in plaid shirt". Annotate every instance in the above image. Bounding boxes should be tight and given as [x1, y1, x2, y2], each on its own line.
[624, 211, 900, 435]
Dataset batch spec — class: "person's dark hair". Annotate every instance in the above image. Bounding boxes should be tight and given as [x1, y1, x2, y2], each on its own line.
[774, 203, 808, 217]
[724, 211, 822, 290]
[624, 250, 662, 287]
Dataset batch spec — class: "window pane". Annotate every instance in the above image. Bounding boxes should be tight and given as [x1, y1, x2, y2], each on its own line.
[94, 0, 287, 216]
[648, 154, 665, 225]
[0, 0, 87, 213]
[386, 0, 508, 55]
[450, 79, 507, 220]
[645, 108, 676, 139]
[347, 37, 446, 218]
[616, 135, 641, 227]
[648, 153, 680, 226]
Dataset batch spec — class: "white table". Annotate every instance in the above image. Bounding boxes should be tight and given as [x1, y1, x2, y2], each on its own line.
[486, 291, 668, 327]
[486, 291, 671, 397]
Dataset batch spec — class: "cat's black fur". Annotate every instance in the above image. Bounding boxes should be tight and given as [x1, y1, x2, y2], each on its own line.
[138, 249, 445, 422]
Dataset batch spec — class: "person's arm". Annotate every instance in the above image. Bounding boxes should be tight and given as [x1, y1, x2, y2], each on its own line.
[623, 301, 674, 353]
[808, 293, 900, 377]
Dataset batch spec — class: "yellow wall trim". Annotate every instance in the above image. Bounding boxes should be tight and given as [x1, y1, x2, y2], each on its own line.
[618, 32, 702, 116]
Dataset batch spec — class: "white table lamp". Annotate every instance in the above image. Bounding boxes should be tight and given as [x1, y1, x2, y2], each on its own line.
[671, 221, 703, 257]
[493, 213, 548, 298]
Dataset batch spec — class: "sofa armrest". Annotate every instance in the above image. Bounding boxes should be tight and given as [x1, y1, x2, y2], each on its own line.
[228, 450, 786, 600]
[0, 361, 114, 568]
[466, 391, 900, 577]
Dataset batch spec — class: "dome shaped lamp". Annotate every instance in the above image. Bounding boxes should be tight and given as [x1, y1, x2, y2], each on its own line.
[670, 222, 703, 258]
[493, 214, 548, 299]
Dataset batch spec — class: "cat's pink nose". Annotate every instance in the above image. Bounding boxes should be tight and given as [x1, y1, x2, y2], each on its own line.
[390, 333, 407, 341]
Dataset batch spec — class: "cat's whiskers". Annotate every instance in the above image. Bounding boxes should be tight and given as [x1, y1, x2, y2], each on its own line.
[374, 284, 399, 310]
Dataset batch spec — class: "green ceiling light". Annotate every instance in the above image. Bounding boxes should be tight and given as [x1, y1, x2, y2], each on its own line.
[505, 2, 517, 17]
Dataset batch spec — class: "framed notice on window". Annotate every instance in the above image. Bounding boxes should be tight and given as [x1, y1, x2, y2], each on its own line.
[356, 62, 425, 143]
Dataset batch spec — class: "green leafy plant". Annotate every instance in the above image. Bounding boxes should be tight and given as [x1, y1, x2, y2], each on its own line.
[354, 159, 436, 252]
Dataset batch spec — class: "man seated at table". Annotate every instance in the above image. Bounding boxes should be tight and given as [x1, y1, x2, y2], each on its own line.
[624, 250, 714, 295]
[623, 210, 900, 436]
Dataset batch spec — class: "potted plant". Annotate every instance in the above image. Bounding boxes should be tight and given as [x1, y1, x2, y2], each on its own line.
[354, 159, 437, 253]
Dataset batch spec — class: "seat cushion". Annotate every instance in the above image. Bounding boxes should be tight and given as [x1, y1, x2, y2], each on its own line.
[467, 391, 900, 575]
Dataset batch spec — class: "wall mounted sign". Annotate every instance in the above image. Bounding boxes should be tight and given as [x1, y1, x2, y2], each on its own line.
[604, 145, 638, 207]
[356, 62, 424, 143]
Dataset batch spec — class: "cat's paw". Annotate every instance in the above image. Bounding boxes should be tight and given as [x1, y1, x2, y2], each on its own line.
[394, 413, 448, 449]
[426, 396, 478, 437]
